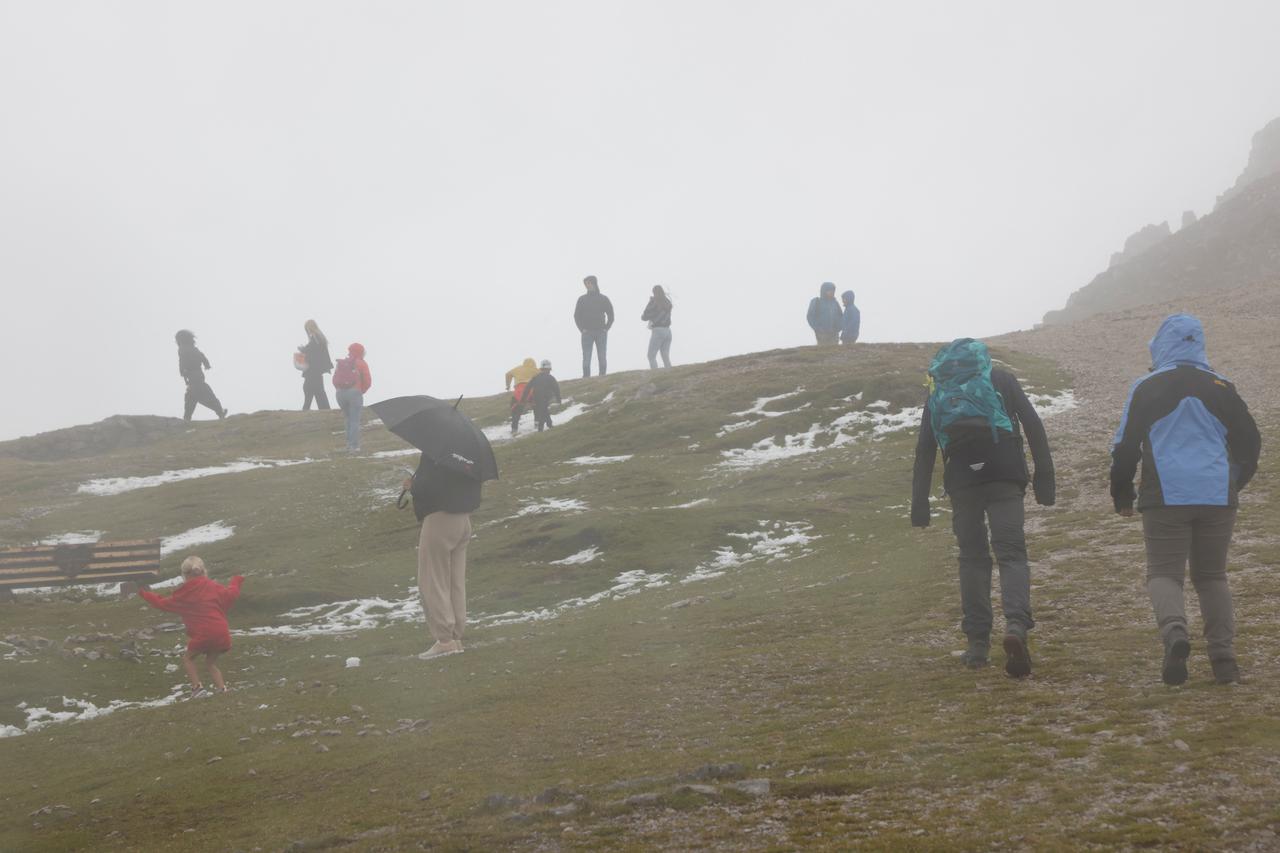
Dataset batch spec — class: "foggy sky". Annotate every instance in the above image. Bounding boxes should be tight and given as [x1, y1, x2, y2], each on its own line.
[2, 1, 1278, 441]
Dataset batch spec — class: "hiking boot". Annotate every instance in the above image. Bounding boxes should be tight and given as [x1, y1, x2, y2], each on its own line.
[418, 641, 462, 660]
[960, 639, 990, 670]
[1002, 631, 1032, 679]
[1162, 636, 1191, 686]
[1210, 658, 1239, 685]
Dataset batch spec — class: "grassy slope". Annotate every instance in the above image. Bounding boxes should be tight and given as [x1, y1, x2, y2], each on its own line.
[1, 343, 1277, 851]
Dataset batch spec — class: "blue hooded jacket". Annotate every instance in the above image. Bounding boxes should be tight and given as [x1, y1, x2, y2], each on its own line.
[1110, 314, 1260, 510]
[840, 291, 861, 344]
[806, 282, 843, 336]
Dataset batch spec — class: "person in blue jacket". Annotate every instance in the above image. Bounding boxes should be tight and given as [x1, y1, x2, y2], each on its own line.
[840, 290, 861, 345]
[1111, 314, 1260, 685]
[806, 282, 843, 346]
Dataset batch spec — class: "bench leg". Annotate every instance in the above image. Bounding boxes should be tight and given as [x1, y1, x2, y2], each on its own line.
[119, 581, 138, 601]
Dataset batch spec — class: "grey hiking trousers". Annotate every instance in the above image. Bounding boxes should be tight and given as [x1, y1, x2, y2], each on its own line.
[1142, 506, 1237, 661]
[949, 480, 1033, 642]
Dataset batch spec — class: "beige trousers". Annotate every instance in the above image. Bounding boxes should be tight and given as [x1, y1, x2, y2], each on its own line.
[417, 512, 472, 643]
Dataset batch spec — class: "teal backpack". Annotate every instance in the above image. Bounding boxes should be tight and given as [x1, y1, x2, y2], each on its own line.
[927, 338, 1012, 450]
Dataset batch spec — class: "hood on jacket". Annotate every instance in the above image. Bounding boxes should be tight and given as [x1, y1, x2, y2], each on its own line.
[171, 575, 215, 601]
[175, 329, 196, 346]
[348, 342, 366, 359]
[841, 290, 855, 304]
[1149, 314, 1210, 371]
[522, 358, 536, 369]
[820, 282, 836, 297]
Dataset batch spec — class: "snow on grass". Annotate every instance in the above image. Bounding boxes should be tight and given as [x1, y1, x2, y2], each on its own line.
[567, 454, 633, 466]
[78, 458, 314, 496]
[161, 521, 236, 557]
[660, 498, 712, 509]
[718, 406, 923, 470]
[682, 521, 818, 583]
[39, 531, 103, 545]
[370, 448, 419, 458]
[1, 686, 187, 738]
[717, 388, 809, 436]
[479, 570, 669, 627]
[549, 547, 600, 566]
[1028, 389, 1078, 418]
[515, 498, 587, 517]
[483, 399, 593, 444]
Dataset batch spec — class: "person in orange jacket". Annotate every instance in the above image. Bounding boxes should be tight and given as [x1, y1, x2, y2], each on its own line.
[139, 556, 244, 697]
[504, 357, 539, 435]
[333, 342, 372, 451]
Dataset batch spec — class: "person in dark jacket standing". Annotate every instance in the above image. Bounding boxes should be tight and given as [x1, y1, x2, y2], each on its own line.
[1111, 314, 1260, 685]
[526, 360, 562, 432]
[175, 329, 226, 421]
[403, 455, 482, 660]
[641, 285, 673, 369]
[911, 343, 1055, 677]
[298, 319, 333, 411]
[840, 291, 861, 345]
[806, 282, 843, 346]
[575, 275, 614, 378]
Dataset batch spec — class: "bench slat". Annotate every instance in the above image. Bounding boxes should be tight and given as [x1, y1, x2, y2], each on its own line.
[0, 551, 162, 570]
[0, 539, 159, 556]
[0, 559, 164, 578]
[1, 570, 161, 590]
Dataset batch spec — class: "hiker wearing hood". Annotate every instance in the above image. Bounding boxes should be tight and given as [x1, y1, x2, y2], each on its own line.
[641, 285, 673, 369]
[1111, 314, 1260, 685]
[840, 291, 861, 345]
[806, 282, 843, 346]
[175, 330, 226, 421]
[527, 360, 562, 432]
[332, 343, 371, 451]
[575, 275, 614, 377]
[912, 338, 1055, 678]
[505, 358, 540, 435]
[139, 555, 243, 695]
[298, 319, 333, 411]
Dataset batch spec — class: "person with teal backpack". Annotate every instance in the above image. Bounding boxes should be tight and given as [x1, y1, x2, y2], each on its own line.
[911, 338, 1055, 678]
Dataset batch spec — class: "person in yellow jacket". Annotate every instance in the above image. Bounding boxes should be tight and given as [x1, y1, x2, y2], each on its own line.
[504, 358, 540, 435]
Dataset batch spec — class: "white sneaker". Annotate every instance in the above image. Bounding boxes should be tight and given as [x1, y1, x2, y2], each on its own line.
[418, 641, 462, 660]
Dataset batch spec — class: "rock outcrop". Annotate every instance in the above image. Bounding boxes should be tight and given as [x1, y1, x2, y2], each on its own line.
[1108, 221, 1172, 268]
[0, 415, 187, 461]
[1216, 117, 1280, 208]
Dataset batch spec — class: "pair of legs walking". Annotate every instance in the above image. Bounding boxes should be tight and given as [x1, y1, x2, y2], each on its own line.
[534, 404, 553, 431]
[183, 381, 225, 421]
[182, 644, 228, 695]
[302, 374, 330, 410]
[335, 387, 363, 451]
[647, 327, 672, 369]
[950, 480, 1034, 677]
[581, 329, 608, 378]
[417, 511, 472, 658]
[1143, 506, 1238, 684]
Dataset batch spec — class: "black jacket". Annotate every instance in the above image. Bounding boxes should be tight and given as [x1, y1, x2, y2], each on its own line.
[1110, 365, 1259, 511]
[911, 368, 1054, 526]
[575, 291, 615, 331]
[178, 344, 210, 384]
[641, 296, 672, 328]
[526, 372, 562, 408]
[410, 455, 482, 522]
[301, 337, 333, 377]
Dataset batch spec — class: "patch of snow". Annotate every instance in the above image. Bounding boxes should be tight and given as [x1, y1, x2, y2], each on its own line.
[516, 498, 587, 517]
[718, 406, 923, 470]
[479, 570, 669, 627]
[370, 448, 419, 458]
[78, 458, 313, 496]
[567, 454, 633, 466]
[240, 595, 423, 637]
[717, 388, 809, 436]
[549, 547, 600, 566]
[661, 498, 712, 510]
[39, 531, 103, 545]
[1, 686, 186, 738]
[161, 522, 235, 557]
[1028, 389, 1078, 418]
[682, 521, 819, 584]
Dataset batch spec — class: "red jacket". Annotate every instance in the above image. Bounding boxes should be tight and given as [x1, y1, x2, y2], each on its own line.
[346, 343, 372, 393]
[140, 575, 243, 647]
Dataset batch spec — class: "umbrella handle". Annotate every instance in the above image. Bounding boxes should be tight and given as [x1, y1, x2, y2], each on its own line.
[397, 489, 410, 510]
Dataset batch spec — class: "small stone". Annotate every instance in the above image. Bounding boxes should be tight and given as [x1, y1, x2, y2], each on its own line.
[549, 802, 579, 817]
[675, 784, 719, 797]
[314, 743, 330, 753]
[731, 779, 771, 797]
[691, 763, 746, 781]
[207, 756, 223, 764]
[418, 790, 431, 801]
[1173, 739, 1191, 752]
[238, 737, 251, 744]
[248, 769, 257, 777]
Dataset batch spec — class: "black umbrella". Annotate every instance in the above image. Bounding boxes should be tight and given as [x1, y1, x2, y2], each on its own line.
[369, 396, 500, 484]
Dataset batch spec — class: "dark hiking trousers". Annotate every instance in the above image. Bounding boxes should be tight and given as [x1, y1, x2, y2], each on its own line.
[184, 380, 223, 420]
[535, 404, 553, 431]
[302, 373, 330, 410]
[1142, 506, 1237, 662]
[949, 480, 1033, 642]
[581, 329, 608, 377]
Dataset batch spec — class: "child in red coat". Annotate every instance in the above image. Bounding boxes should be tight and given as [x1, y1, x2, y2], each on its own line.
[140, 555, 244, 696]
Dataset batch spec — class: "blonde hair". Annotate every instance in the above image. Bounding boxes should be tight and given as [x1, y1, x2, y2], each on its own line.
[180, 556, 208, 578]
[304, 319, 327, 346]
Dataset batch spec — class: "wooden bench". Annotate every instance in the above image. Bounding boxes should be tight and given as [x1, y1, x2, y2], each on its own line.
[0, 539, 162, 601]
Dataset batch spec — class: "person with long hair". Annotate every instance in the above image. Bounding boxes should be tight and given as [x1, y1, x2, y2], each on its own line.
[298, 319, 333, 410]
[641, 285, 673, 369]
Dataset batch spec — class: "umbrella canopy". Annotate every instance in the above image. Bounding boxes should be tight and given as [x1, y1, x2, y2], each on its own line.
[369, 396, 499, 482]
